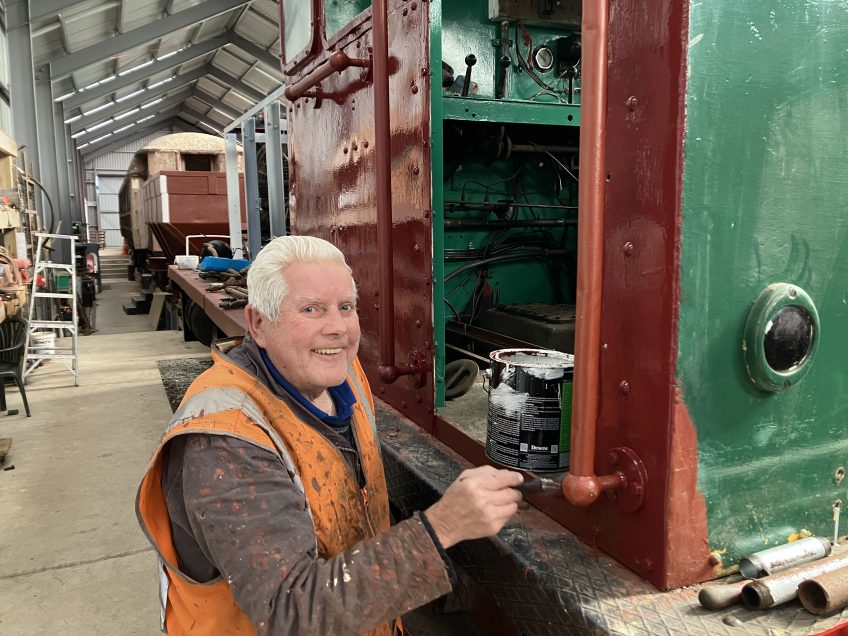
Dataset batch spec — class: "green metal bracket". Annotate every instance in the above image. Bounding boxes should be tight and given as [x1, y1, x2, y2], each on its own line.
[742, 283, 820, 393]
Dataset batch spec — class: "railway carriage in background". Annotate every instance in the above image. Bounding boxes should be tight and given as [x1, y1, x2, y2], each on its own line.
[277, 0, 848, 632]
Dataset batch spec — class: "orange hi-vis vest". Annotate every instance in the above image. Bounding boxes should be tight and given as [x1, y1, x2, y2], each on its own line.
[136, 346, 398, 635]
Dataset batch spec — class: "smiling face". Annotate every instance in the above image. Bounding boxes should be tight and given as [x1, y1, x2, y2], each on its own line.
[245, 260, 360, 402]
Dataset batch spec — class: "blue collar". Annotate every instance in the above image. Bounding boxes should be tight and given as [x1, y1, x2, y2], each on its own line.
[259, 348, 356, 426]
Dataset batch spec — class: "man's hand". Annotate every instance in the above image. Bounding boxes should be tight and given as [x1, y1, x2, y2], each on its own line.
[424, 465, 524, 549]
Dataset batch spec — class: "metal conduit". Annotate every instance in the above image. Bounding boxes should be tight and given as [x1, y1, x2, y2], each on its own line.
[561, 0, 625, 505]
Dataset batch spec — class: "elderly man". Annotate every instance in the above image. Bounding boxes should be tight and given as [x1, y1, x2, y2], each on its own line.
[137, 236, 523, 635]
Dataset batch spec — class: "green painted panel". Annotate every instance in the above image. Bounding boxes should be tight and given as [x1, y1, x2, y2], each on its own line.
[443, 95, 580, 126]
[441, 0, 579, 103]
[680, 0, 848, 565]
[324, 0, 370, 40]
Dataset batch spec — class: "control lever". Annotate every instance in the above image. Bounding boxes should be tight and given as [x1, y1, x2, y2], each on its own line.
[496, 21, 511, 98]
[461, 54, 477, 97]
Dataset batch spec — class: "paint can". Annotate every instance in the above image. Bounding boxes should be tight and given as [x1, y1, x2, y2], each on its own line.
[31, 332, 55, 355]
[485, 348, 574, 472]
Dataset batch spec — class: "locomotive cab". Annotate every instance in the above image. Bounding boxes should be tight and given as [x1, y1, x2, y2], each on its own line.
[279, 0, 848, 619]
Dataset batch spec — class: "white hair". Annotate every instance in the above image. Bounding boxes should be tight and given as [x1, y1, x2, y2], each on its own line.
[247, 235, 353, 322]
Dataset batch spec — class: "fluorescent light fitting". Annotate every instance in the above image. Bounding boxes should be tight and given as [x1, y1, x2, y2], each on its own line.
[86, 119, 113, 132]
[116, 89, 145, 102]
[88, 133, 112, 144]
[64, 114, 83, 125]
[99, 75, 116, 85]
[141, 97, 165, 110]
[118, 59, 155, 76]
[147, 77, 174, 90]
[198, 120, 221, 134]
[71, 130, 88, 139]
[113, 123, 134, 134]
[114, 107, 141, 120]
[81, 102, 113, 116]
[136, 114, 156, 124]
[54, 92, 75, 103]
[77, 142, 90, 149]
[156, 48, 184, 61]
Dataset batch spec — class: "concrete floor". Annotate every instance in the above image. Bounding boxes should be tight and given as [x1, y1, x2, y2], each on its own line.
[0, 276, 208, 634]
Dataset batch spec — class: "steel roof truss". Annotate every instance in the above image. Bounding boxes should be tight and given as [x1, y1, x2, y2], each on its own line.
[72, 67, 207, 132]
[74, 89, 192, 142]
[192, 87, 240, 120]
[61, 36, 226, 113]
[49, 0, 250, 79]
[80, 108, 182, 158]
[207, 66, 265, 103]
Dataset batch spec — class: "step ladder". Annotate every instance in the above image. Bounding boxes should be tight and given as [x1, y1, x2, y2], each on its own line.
[24, 233, 79, 386]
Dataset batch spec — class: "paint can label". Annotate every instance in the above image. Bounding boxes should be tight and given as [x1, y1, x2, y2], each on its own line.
[485, 349, 574, 472]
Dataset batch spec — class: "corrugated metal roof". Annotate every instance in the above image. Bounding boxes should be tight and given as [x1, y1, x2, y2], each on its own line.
[27, 0, 287, 158]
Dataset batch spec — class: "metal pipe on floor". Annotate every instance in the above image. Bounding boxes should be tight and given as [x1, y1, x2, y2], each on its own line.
[742, 551, 848, 610]
[797, 564, 848, 615]
[739, 536, 832, 579]
[698, 579, 748, 610]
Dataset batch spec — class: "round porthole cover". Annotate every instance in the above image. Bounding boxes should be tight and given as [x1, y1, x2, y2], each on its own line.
[743, 283, 819, 392]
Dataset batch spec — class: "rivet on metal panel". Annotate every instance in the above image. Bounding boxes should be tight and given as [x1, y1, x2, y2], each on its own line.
[626, 96, 638, 111]
[343, 147, 349, 154]
[363, 140, 370, 148]
[411, 85, 419, 94]
[618, 380, 630, 395]
[421, 67, 428, 76]
[423, 209, 430, 218]
[836, 467, 845, 485]
[402, 7, 408, 15]
[412, 166, 420, 175]
[373, 289, 379, 297]
[709, 552, 723, 566]
[622, 241, 634, 256]
[402, 401, 408, 408]
[356, 41, 362, 49]
[602, 343, 608, 350]
[415, 320, 422, 327]
[413, 244, 421, 254]
[373, 303, 380, 310]
[352, 142, 358, 151]
[411, 1, 417, 9]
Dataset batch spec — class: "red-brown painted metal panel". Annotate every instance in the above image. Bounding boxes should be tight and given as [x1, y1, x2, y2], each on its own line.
[589, 0, 703, 589]
[287, 0, 434, 430]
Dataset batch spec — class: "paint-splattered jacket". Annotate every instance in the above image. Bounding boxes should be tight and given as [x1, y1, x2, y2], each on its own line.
[136, 337, 453, 635]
